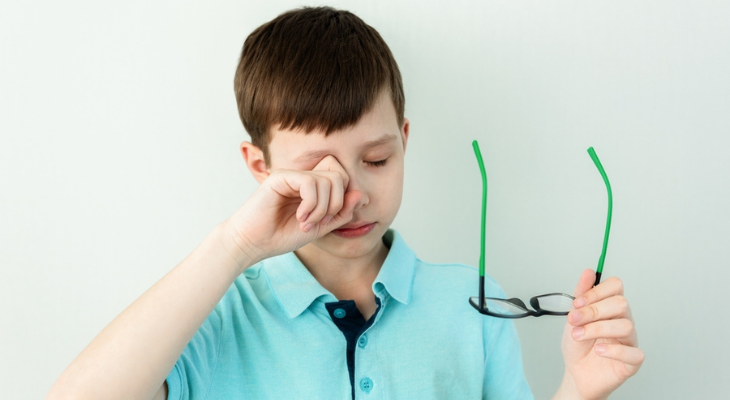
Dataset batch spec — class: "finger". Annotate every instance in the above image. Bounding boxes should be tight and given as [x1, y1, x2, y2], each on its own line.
[311, 156, 348, 224]
[328, 190, 361, 228]
[311, 170, 345, 219]
[572, 269, 595, 301]
[303, 176, 330, 225]
[312, 155, 350, 189]
[574, 276, 624, 308]
[326, 172, 345, 218]
[568, 295, 631, 326]
[290, 174, 317, 222]
[571, 318, 636, 343]
[595, 343, 645, 376]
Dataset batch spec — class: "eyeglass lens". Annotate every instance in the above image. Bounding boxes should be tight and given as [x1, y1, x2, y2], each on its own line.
[531, 293, 574, 313]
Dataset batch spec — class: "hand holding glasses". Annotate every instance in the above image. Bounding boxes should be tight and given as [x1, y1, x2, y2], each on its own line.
[469, 141, 613, 318]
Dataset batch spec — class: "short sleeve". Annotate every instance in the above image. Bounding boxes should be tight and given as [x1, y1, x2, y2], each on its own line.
[481, 286, 534, 400]
[166, 309, 223, 400]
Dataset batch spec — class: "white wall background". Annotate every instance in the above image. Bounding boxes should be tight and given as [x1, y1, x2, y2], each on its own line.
[2, 1, 728, 398]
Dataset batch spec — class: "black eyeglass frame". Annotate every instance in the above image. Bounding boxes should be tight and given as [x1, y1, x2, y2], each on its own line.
[469, 293, 575, 318]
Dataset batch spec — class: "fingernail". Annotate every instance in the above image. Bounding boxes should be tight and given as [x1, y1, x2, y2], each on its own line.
[570, 311, 581, 324]
[300, 212, 309, 222]
[595, 344, 607, 354]
[321, 215, 333, 225]
[572, 326, 585, 340]
[574, 297, 586, 308]
[303, 223, 314, 232]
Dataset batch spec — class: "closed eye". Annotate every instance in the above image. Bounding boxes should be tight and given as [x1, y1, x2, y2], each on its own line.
[366, 159, 388, 167]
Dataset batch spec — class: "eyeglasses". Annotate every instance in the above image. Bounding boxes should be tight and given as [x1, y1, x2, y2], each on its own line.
[469, 141, 613, 318]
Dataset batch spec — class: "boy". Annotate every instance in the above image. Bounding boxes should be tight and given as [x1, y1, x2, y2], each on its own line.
[48, 6, 643, 400]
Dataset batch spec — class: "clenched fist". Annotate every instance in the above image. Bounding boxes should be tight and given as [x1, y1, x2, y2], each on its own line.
[224, 155, 362, 268]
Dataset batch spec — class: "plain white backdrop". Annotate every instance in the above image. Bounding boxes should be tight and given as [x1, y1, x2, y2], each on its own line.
[2, 1, 729, 398]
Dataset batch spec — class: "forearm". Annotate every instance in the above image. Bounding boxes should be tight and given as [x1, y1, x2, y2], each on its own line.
[47, 221, 255, 400]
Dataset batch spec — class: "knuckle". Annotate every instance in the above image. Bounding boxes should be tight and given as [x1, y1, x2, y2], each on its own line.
[310, 207, 326, 219]
[316, 193, 330, 209]
[621, 318, 635, 334]
[587, 304, 601, 320]
[586, 287, 600, 302]
[615, 278, 624, 293]
[617, 295, 629, 314]
[605, 343, 621, 358]
[329, 202, 344, 215]
[330, 172, 347, 189]
[613, 319, 633, 337]
[302, 174, 316, 187]
[317, 176, 331, 191]
[585, 323, 600, 338]
[607, 276, 624, 293]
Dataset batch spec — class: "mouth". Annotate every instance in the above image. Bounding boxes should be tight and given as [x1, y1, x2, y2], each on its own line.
[331, 222, 376, 238]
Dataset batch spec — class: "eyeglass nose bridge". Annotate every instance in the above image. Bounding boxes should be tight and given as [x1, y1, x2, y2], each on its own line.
[505, 298, 529, 311]
[529, 296, 541, 311]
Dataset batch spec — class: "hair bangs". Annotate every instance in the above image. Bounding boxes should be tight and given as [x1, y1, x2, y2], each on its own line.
[235, 7, 405, 163]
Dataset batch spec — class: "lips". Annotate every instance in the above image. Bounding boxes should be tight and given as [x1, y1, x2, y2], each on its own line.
[331, 222, 376, 238]
[336, 220, 371, 230]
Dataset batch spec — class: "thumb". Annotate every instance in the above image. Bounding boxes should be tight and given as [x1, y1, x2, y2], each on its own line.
[573, 269, 596, 300]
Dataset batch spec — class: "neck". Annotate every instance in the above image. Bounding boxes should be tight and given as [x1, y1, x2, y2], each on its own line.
[294, 238, 389, 301]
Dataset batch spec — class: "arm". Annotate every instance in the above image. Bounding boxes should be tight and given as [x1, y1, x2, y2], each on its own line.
[47, 156, 359, 400]
[552, 270, 645, 400]
[46, 221, 255, 400]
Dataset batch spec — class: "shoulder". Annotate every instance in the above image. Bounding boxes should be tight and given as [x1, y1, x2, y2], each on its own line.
[411, 257, 507, 300]
[386, 229, 507, 299]
[204, 261, 271, 320]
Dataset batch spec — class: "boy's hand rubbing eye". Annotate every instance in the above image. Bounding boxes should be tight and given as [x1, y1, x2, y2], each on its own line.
[298, 155, 360, 232]
[224, 154, 361, 268]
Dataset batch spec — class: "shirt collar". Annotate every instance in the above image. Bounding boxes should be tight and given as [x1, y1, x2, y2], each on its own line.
[263, 229, 417, 319]
[262, 251, 332, 320]
[373, 229, 416, 305]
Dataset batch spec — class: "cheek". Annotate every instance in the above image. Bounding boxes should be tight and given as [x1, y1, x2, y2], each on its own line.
[375, 168, 404, 212]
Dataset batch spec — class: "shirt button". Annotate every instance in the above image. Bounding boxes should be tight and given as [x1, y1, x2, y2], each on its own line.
[359, 377, 373, 393]
[333, 308, 346, 318]
[358, 334, 368, 348]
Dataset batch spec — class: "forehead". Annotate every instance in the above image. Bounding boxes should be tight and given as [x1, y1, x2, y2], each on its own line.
[267, 92, 401, 166]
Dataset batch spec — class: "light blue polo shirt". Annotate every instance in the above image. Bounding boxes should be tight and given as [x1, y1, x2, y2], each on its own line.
[166, 230, 533, 400]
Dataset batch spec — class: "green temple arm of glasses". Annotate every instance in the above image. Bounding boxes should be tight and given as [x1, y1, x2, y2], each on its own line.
[471, 141, 613, 288]
[587, 147, 612, 286]
[472, 140, 487, 281]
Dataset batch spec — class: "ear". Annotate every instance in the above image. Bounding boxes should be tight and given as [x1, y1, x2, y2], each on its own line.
[240, 141, 269, 183]
[400, 117, 410, 153]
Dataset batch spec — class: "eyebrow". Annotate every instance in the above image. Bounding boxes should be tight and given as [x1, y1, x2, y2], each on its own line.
[293, 133, 398, 164]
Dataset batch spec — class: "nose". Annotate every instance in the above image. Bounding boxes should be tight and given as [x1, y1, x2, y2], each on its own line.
[344, 168, 369, 209]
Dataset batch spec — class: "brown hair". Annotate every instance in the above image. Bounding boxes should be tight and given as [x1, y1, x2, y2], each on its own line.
[234, 6, 405, 163]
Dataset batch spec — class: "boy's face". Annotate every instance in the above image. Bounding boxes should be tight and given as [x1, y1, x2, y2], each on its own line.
[267, 91, 409, 260]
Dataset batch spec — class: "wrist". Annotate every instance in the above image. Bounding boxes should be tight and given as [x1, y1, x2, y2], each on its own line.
[552, 373, 578, 400]
[216, 220, 262, 274]
[552, 372, 608, 400]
